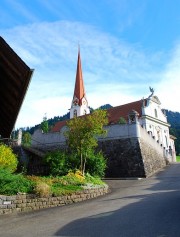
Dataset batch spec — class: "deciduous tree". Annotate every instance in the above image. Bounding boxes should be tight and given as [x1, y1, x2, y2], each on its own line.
[65, 110, 108, 175]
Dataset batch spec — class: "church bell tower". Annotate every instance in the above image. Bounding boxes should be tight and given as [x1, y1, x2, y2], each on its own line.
[70, 48, 90, 119]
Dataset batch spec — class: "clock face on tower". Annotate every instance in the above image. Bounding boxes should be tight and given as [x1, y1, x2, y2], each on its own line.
[73, 98, 79, 105]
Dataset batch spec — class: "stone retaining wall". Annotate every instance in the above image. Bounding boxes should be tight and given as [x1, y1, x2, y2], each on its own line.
[139, 138, 166, 177]
[0, 186, 108, 215]
[99, 137, 166, 178]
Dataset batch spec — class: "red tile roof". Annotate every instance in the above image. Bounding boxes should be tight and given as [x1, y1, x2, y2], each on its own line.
[107, 100, 143, 124]
[51, 100, 143, 132]
[51, 120, 67, 132]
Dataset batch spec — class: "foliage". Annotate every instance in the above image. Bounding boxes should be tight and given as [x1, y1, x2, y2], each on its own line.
[176, 156, 180, 162]
[34, 182, 51, 197]
[66, 170, 85, 183]
[65, 109, 108, 175]
[0, 168, 34, 195]
[0, 144, 18, 172]
[118, 117, 127, 124]
[0, 168, 107, 196]
[51, 183, 83, 196]
[44, 150, 69, 176]
[85, 151, 107, 177]
[22, 132, 31, 147]
[85, 173, 106, 185]
[166, 110, 180, 155]
[41, 115, 49, 133]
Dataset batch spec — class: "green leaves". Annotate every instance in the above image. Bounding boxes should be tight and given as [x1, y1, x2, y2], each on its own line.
[41, 116, 49, 133]
[0, 168, 34, 195]
[65, 110, 108, 175]
[22, 132, 31, 147]
[0, 144, 18, 173]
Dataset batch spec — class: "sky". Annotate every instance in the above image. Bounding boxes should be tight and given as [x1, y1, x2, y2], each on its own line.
[1, 0, 180, 128]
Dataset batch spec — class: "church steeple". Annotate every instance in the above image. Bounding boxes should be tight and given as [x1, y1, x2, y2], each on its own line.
[73, 48, 85, 105]
[70, 48, 90, 119]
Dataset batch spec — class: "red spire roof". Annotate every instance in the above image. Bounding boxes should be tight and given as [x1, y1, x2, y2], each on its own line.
[73, 49, 86, 105]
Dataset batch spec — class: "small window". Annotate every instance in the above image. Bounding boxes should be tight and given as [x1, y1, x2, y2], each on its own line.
[155, 109, 158, 118]
[73, 109, 77, 118]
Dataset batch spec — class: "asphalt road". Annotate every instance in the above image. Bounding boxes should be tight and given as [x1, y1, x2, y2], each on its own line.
[0, 163, 180, 237]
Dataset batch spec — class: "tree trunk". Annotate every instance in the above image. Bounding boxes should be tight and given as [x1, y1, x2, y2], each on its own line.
[80, 152, 83, 174]
[82, 156, 87, 176]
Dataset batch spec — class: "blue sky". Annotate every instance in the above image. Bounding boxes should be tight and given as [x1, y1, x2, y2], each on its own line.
[1, 0, 180, 128]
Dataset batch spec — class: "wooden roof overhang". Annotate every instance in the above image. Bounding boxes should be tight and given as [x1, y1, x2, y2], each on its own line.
[0, 37, 33, 138]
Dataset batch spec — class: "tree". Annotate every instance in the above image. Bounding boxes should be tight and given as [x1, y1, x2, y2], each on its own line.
[65, 110, 108, 175]
[41, 114, 49, 133]
[118, 116, 127, 124]
[0, 144, 18, 172]
[22, 132, 31, 147]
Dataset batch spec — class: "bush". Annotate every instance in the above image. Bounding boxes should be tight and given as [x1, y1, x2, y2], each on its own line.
[34, 182, 51, 197]
[0, 168, 34, 195]
[44, 149, 107, 178]
[86, 151, 107, 177]
[44, 150, 69, 176]
[0, 144, 18, 172]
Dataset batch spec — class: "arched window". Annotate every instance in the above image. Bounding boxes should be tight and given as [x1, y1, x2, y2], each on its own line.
[73, 109, 77, 118]
[154, 109, 158, 118]
[84, 110, 87, 115]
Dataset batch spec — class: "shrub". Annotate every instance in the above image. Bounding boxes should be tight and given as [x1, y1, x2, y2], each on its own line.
[34, 182, 51, 197]
[0, 168, 34, 195]
[66, 169, 85, 183]
[44, 150, 69, 176]
[85, 151, 107, 177]
[0, 144, 18, 172]
[67, 152, 80, 171]
[22, 132, 31, 147]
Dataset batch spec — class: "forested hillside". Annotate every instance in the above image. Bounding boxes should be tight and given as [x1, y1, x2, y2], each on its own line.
[166, 110, 180, 155]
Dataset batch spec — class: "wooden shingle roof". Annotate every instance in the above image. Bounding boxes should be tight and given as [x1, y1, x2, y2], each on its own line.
[0, 37, 33, 138]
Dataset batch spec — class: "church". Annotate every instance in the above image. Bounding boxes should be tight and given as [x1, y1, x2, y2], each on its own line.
[32, 49, 176, 177]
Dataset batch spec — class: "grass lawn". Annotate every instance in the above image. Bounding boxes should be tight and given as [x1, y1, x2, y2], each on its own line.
[176, 156, 180, 162]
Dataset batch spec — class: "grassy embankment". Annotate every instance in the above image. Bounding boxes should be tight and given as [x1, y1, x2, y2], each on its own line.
[176, 156, 180, 162]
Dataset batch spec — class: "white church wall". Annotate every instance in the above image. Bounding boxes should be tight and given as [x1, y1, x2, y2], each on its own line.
[141, 96, 171, 150]
[99, 123, 140, 140]
[142, 98, 167, 123]
[141, 119, 170, 148]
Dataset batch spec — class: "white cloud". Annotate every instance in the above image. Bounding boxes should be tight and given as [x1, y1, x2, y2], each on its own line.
[1, 20, 179, 128]
[156, 43, 180, 111]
